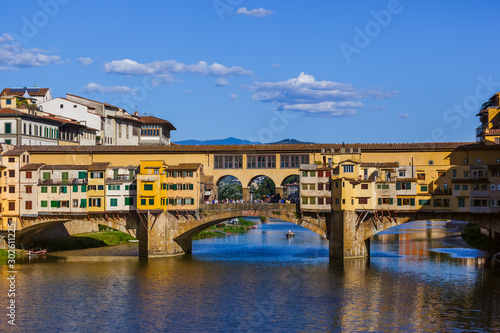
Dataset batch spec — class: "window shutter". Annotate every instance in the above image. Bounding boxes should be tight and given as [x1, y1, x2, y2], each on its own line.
[410, 198, 415, 206]
[406, 182, 411, 189]
[378, 198, 381, 205]
[389, 198, 393, 205]
[396, 182, 401, 190]
[397, 198, 402, 206]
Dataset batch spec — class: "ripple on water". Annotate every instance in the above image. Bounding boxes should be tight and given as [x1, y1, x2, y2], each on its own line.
[429, 248, 490, 258]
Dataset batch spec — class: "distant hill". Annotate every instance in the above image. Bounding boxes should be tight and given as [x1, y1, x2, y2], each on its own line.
[270, 138, 314, 145]
[174, 137, 314, 145]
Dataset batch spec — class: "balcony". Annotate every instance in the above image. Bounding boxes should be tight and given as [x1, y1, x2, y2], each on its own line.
[485, 128, 500, 136]
[432, 188, 452, 195]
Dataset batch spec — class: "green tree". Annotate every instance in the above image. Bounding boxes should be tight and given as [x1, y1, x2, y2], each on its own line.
[218, 183, 243, 200]
[255, 177, 276, 197]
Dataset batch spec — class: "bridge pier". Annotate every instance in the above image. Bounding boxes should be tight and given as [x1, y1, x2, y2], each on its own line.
[138, 211, 191, 258]
[243, 187, 251, 201]
[329, 210, 369, 259]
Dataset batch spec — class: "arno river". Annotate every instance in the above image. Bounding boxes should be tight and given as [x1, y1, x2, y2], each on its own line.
[1, 219, 499, 332]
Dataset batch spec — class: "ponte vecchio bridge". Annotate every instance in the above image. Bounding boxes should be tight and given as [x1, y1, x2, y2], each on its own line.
[3, 141, 500, 258]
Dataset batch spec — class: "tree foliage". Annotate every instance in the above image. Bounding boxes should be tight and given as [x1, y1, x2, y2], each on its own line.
[218, 183, 242, 200]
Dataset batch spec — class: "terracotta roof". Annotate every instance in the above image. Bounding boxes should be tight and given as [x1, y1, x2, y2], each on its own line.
[0, 108, 62, 124]
[1, 88, 50, 97]
[20, 163, 46, 171]
[2, 149, 26, 156]
[43, 115, 85, 127]
[168, 163, 202, 171]
[138, 116, 176, 130]
[360, 162, 399, 168]
[88, 162, 110, 171]
[41, 164, 91, 170]
[201, 175, 214, 183]
[15, 141, 485, 154]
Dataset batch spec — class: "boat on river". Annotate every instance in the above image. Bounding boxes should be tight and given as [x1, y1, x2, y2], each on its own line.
[286, 231, 295, 238]
[28, 249, 47, 256]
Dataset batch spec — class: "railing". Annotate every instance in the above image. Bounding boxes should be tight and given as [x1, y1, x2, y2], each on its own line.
[200, 203, 298, 212]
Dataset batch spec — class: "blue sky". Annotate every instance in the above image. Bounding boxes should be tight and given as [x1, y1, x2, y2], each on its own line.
[1, 0, 499, 144]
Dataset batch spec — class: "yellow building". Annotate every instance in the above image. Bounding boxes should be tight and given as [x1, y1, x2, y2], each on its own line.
[477, 92, 500, 144]
[87, 162, 109, 213]
[0, 147, 31, 230]
[137, 160, 168, 211]
[166, 163, 203, 211]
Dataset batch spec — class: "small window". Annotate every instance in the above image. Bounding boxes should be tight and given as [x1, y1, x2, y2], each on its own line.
[476, 158, 482, 163]
[60, 104, 64, 108]
[144, 184, 153, 191]
[428, 160, 434, 166]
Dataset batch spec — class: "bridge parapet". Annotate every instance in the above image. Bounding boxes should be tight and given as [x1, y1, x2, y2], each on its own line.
[199, 203, 298, 213]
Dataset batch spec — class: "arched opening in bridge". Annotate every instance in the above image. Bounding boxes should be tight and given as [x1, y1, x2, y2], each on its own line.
[281, 174, 300, 203]
[248, 176, 278, 202]
[184, 215, 328, 257]
[215, 175, 242, 202]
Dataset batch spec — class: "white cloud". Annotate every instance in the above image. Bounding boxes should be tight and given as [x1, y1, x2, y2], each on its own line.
[0, 33, 62, 68]
[272, 64, 281, 68]
[397, 113, 410, 118]
[104, 59, 252, 78]
[83, 82, 137, 95]
[236, 7, 274, 17]
[251, 72, 398, 116]
[78, 57, 93, 66]
[184, 89, 193, 93]
[216, 78, 230, 86]
[230, 93, 238, 100]
[0, 66, 18, 72]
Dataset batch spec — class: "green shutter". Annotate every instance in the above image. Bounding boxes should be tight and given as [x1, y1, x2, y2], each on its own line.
[41, 201, 47, 207]
[410, 198, 415, 206]
[389, 198, 393, 205]
[406, 182, 411, 189]
[129, 170, 134, 179]
[62, 172, 69, 183]
[80, 199, 86, 208]
[73, 185, 78, 192]
[397, 198, 402, 206]
[396, 182, 401, 190]
[378, 198, 381, 205]
[78, 171, 86, 179]
[81, 185, 87, 192]
[43, 172, 50, 180]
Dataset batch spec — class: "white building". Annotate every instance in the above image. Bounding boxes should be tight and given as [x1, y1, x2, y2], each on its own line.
[38, 97, 101, 145]
[105, 166, 137, 212]
[37, 165, 89, 215]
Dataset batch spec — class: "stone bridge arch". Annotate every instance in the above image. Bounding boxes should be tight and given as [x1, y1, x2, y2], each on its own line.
[138, 203, 328, 257]
[16, 214, 138, 247]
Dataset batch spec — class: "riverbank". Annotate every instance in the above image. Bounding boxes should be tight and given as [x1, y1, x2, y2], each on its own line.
[32, 230, 136, 252]
[193, 218, 256, 240]
[461, 223, 500, 253]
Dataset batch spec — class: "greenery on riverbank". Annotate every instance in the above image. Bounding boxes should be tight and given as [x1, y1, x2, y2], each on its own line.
[33, 228, 136, 252]
[193, 218, 256, 240]
[461, 223, 500, 252]
[0, 249, 8, 259]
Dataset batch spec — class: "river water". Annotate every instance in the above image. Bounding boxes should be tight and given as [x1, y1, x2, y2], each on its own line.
[1, 219, 499, 332]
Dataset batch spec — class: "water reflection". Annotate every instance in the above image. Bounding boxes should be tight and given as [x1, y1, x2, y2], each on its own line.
[0, 219, 498, 332]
